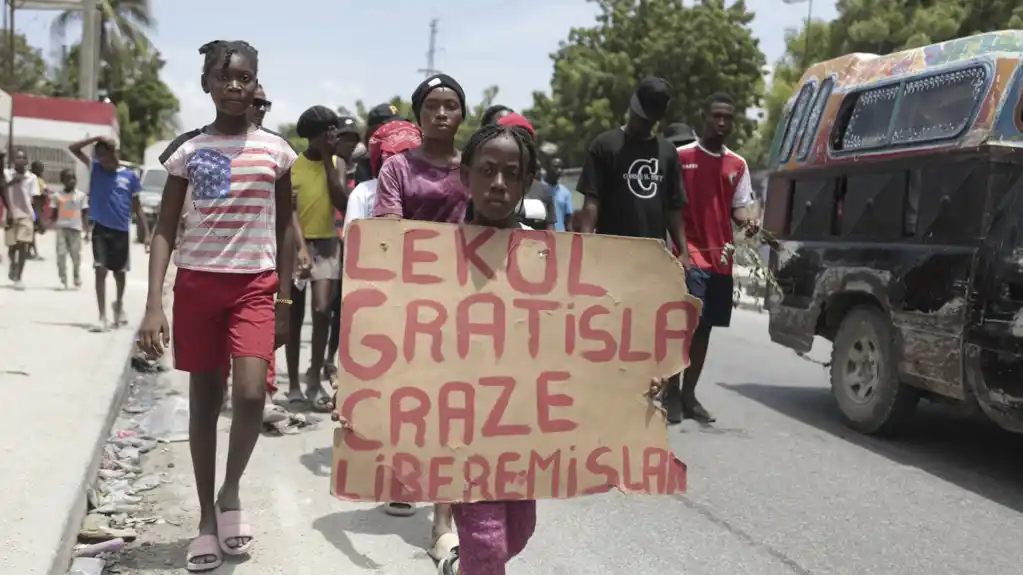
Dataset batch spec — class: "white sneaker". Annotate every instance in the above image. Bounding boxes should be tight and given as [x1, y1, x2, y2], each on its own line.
[436, 546, 459, 575]
[12, 280, 25, 291]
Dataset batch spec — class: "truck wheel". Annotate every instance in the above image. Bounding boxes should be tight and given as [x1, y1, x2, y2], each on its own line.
[829, 305, 918, 436]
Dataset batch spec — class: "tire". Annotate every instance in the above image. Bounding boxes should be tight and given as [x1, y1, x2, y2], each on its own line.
[829, 305, 918, 436]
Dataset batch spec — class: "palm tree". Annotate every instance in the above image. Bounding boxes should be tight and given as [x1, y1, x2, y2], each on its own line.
[50, 0, 155, 90]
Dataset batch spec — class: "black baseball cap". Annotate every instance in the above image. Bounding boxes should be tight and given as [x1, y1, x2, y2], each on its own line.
[630, 76, 672, 122]
[296, 105, 339, 139]
[337, 116, 360, 138]
[365, 103, 402, 140]
[663, 123, 696, 146]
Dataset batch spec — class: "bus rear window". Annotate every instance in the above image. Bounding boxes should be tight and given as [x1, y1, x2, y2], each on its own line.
[834, 84, 899, 152]
[778, 82, 816, 163]
[890, 66, 986, 145]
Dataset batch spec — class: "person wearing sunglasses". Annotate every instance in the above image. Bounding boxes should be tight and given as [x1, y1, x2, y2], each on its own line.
[248, 85, 272, 128]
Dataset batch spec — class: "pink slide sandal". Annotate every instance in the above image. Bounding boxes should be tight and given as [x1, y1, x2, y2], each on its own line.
[185, 534, 223, 572]
[215, 505, 255, 556]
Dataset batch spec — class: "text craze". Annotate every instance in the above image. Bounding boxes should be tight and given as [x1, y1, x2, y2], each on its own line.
[331, 219, 698, 503]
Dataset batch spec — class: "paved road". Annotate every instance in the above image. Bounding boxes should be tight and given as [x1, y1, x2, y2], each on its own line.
[0, 230, 148, 575]
[118, 309, 1023, 575]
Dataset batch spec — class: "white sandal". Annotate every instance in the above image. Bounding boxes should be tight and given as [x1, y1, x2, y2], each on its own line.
[429, 532, 459, 561]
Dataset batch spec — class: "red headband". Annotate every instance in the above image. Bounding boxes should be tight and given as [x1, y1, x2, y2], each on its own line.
[497, 112, 535, 136]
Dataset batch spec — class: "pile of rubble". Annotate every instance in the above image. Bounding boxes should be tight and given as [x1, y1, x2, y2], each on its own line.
[68, 363, 183, 574]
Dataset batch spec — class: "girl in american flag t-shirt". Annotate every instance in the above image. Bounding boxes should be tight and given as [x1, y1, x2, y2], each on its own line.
[136, 40, 297, 572]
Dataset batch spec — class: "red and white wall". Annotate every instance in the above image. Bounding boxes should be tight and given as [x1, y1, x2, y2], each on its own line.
[0, 89, 119, 194]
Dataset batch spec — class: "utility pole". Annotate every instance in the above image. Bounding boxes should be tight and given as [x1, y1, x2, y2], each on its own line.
[80, 0, 99, 100]
[781, 0, 814, 69]
[417, 18, 438, 78]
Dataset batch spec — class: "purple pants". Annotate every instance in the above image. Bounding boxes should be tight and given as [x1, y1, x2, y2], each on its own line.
[453, 500, 537, 575]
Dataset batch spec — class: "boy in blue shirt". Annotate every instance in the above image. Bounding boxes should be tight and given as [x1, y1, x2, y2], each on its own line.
[69, 136, 148, 331]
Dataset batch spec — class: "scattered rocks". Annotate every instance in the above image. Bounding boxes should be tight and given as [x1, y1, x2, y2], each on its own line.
[68, 556, 105, 575]
[73, 372, 174, 570]
[264, 411, 320, 435]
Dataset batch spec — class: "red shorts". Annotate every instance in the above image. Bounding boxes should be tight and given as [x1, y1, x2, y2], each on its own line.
[173, 268, 278, 374]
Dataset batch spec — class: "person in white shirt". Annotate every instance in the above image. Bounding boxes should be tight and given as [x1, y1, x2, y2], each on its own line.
[342, 119, 423, 236]
[2, 149, 40, 290]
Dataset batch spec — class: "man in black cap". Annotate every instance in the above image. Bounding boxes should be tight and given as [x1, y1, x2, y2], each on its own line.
[352, 103, 403, 186]
[576, 76, 689, 262]
[663, 122, 697, 148]
[287, 105, 348, 409]
[365, 103, 401, 140]
[323, 115, 362, 382]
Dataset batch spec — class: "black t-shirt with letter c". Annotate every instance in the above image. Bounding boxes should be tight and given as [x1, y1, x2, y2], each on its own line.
[577, 127, 687, 239]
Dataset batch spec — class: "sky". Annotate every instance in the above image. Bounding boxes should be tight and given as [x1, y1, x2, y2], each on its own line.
[12, 0, 838, 132]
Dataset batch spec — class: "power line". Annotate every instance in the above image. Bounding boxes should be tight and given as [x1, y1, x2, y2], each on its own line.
[417, 18, 439, 78]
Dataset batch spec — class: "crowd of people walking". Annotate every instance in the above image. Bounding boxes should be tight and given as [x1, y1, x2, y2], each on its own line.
[3, 36, 760, 575]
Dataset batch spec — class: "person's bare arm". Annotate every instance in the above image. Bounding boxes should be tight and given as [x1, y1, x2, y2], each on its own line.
[667, 210, 688, 265]
[68, 135, 106, 165]
[292, 210, 308, 253]
[575, 140, 604, 234]
[664, 152, 689, 265]
[133, 196, 149, 243]
[730, 166, 758, 234]
[323, 156, 349, 212]
[276, 170, 296, 302]
[145, 175, 188, 311]
[371, 157, 405, 220]
[577, 196, 599, 233]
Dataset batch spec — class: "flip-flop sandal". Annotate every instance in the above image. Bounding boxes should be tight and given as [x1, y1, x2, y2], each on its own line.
[215, 505, 254, 556]
[428, 531, 459, 561]
[285, 389, 307, 404]
[437, 546, 460, 574]
[310, 394, 333, 413]
[382, 501, 417, 517]
[262, 404, 289, 424]
[185, 534, 223, 572]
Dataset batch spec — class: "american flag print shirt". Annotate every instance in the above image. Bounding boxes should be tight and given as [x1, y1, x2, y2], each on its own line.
[161, 129, 297, 273]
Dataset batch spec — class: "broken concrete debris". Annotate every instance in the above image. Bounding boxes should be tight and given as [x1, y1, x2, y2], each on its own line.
[68, 557, 105, 575]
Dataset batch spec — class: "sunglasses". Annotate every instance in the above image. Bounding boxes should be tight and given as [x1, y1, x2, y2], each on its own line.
[252, 98, 272, 112]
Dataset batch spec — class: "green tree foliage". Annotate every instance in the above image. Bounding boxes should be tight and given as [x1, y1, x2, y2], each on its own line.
[524, 0, 766, 167]
[740, 20, 831, 166]
[0, 30, 50, 93]
[753, 0, 1023, 163]
[51, 0, 154, 91]
[48, 43, 178, 164]
[45, 0, 177, 164]
[107, 51, 179, 163]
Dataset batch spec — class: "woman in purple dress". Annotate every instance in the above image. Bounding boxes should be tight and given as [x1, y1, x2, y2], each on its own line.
[370, 72, 469, 564]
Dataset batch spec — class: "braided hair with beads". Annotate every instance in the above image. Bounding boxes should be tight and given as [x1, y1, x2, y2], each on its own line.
[198, 40, 259, 92]
[461, 124, 539, 223]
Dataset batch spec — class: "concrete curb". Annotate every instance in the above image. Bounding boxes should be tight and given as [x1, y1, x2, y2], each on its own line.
[46, 321, 142, 575]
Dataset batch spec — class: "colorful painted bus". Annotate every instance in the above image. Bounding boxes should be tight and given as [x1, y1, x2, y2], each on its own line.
[761, 30, 1023, 436]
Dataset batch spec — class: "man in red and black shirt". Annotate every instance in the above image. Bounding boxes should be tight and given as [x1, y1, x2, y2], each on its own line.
[663, 93, 757, 424]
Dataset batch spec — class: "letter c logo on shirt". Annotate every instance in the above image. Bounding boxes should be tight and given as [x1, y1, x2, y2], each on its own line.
[624, 158, 659, 199]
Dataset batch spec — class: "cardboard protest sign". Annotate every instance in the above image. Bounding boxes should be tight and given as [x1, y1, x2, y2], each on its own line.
[331, 219, 701, 503]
